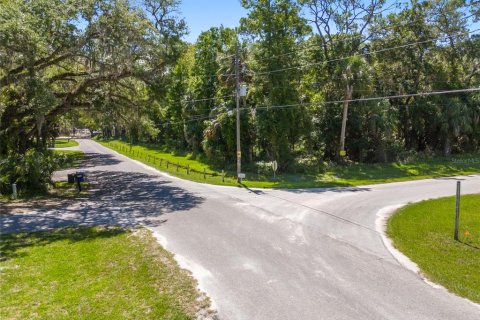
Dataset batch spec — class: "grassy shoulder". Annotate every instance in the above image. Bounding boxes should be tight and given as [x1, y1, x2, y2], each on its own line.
[99, 139, 480, 188]
[387, 194, 480, 303]
[0, 226, 211, 319]
[54, 139, 79, 148]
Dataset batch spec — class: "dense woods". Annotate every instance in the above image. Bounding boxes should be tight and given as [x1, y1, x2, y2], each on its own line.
[1, 0, 479, 192]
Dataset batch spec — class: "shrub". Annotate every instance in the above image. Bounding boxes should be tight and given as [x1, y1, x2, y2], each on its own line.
[0, 149, 59, 196]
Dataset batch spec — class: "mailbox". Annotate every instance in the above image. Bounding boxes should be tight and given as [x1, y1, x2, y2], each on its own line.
[75, 172, 85, 182]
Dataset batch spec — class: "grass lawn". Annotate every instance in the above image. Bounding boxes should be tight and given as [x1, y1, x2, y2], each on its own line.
[99, 139, 480, 189]
[54, 139, 79, 148]
[387, 194, 480, 303]
[0, 227, 211, 319]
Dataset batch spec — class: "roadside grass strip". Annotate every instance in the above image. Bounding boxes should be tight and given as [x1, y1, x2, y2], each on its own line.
[54, 139, 79, 148]
[0, 227, 212, 319]
[387, 194, 480, 303]
[100, 140, 480, 189]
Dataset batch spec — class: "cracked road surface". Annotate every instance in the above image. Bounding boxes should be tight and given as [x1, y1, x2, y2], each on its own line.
[1, 139, 479, 320]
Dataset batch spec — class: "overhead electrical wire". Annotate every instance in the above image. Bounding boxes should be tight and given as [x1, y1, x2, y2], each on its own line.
[210, 4, 477, 66]
[248, 28, 480, 77]
[180, 94, 235, 104]
[155, 6, 480, 125]
[158, 87, 480, 128]
[246, 10, 477, 62]
[249, 87, 480, 111]
[199, 25, 478, 80]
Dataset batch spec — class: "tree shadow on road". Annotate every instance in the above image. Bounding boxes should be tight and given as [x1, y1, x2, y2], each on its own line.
[80, 153, 122, 168]
[1, 171, 204, 234]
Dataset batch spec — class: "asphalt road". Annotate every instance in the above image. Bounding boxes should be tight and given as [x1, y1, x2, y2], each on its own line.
[1, 139, 479, 320]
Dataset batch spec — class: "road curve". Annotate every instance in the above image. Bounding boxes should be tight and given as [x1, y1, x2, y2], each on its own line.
[2, 139, 479, 320]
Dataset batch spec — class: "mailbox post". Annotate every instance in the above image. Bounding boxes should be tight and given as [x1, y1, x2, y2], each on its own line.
[75, 171, 85, 192]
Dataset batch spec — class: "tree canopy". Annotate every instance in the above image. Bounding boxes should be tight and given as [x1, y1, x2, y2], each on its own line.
[1, 0, 479, 192]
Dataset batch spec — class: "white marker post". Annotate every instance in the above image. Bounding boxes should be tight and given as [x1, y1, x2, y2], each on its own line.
[272, 160, 278, 180]
[12, 183, 17, 199]
[454, 181, 461, 240]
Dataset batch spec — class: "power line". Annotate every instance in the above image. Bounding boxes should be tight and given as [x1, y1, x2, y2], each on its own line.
[247, 6, 478, 62]
[249, 28, 480, 77]
[181, 94, 234, 104]
[248, 87, 480, 111]
[178, 8, 478, 81]
[157, 88, 479, 128]
[165, 3, 479, 84]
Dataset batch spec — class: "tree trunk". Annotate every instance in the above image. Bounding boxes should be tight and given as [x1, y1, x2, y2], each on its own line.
[339, 85, 353, 157]
[443, 136, 451, 156]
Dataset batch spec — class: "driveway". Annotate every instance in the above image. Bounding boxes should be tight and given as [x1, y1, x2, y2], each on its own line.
[1, 139, 479, 320]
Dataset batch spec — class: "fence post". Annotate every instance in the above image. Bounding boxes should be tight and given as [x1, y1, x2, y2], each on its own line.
[454, 181, 461, 240]
[187, 165, 190, 175]
[203, 168, 206, 179]
[177, 162, 179, 172]
[166, 161, 169, 169]
[222, 170, 225, 183]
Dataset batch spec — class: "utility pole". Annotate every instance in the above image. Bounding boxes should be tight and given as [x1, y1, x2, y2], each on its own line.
[235, 43, 242, 183]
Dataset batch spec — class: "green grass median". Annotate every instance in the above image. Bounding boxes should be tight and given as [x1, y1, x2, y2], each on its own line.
[387, 194, 480, 303]
[0, 227, 211, 319]
[99, 140, 480, 189]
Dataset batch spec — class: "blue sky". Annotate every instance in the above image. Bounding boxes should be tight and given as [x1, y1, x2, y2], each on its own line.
[180, 0, 247, 43]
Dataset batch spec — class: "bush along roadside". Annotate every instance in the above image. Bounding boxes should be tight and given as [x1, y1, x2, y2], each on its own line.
[0, 149, 84, 198]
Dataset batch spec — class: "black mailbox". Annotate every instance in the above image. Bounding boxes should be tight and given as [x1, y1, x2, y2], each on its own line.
[68, 173, 75, 183]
